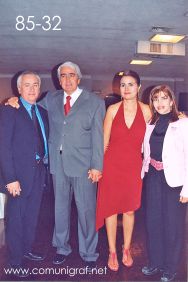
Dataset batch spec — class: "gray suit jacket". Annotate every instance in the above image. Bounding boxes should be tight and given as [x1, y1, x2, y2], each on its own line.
[39, 89, 105, 177]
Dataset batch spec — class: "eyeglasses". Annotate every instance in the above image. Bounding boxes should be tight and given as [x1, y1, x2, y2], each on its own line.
[60, 73, 77, 79]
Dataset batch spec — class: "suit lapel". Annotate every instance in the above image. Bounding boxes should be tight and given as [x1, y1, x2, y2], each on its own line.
[38, 106, 49, 138]
[52, 89, 89, 119]
[18, 100, 33, 125]
[68, 90, 89, 116]
[168, 121, 178, 129]
[146, 123, 155, 141]
[19, 100, 49, 138]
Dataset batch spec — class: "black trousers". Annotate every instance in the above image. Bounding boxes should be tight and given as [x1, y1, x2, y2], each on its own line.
[145, 165, 187, 274]
[6, 162, 46, 266]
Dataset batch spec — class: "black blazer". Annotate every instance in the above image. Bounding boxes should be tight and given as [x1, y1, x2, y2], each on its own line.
[0, 101, 48, 196]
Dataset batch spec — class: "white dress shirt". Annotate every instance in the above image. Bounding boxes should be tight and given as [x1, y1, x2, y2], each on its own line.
[64, 87, 82, 106]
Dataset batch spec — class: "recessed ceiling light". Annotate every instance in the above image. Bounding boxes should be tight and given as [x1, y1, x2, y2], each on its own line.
[150, 34, 185, 43]
[129, 59, 152, 65]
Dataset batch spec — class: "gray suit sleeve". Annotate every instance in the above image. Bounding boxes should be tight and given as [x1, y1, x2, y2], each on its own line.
[90, 99, 106, 171]
[37, 92, 51, 110]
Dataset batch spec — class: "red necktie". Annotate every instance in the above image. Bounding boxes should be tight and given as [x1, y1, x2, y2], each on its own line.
[64, 96, 71, 115]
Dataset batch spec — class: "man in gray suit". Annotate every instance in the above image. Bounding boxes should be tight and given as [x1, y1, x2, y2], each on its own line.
[40, 62, 105, 265]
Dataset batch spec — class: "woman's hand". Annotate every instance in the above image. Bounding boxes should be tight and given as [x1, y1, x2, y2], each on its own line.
[88, 169, 102, 183]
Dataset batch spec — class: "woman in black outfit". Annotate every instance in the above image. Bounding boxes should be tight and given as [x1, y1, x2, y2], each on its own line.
[141, 85, 188, 282]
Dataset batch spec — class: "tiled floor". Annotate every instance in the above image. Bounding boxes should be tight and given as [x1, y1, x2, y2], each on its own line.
[0, 187, 187, 281]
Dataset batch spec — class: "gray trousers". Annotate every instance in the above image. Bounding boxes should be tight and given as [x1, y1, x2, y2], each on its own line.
[52, 159, 98, 262]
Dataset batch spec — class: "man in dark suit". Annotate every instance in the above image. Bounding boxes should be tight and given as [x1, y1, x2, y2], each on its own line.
[0, 71, 48, 276]
[39, 61, 105, 266]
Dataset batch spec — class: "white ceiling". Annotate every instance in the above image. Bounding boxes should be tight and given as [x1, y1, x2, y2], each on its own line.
[0, 0, 188, 80]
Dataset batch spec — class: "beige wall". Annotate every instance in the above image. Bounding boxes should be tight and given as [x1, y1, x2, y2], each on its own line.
[0, 77, 13, 103]
[0, 74, 188, 105]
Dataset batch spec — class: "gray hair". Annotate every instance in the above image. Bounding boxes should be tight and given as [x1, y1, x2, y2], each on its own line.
[17, 71, 41, 88]
[57, 61, 82, 80]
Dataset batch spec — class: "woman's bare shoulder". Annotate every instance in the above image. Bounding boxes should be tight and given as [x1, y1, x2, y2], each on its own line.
[108, 101, 122, 110]
[107, 102, 122, 117]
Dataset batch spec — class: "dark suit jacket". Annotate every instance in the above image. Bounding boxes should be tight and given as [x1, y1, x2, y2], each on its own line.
[0, 101, 48, 196]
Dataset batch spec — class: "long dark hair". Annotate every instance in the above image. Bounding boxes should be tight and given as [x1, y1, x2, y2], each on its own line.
[149, 85, 179, 124]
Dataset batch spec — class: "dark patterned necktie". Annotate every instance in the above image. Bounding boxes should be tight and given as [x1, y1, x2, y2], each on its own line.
[64, 96, 71, 115]
[31, 105, 45, 159]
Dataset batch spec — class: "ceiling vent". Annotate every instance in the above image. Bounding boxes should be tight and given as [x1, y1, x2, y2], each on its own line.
[136, 41, 185, 56]
[151, 26, 172, 33]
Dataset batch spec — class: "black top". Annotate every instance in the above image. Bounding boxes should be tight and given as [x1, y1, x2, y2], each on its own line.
[150, 112, 172, 161]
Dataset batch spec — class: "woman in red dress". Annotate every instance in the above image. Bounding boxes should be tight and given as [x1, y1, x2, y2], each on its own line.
[96, 70, 151, 271]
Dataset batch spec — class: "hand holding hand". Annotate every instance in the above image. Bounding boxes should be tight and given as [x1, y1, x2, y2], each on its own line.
[88, 169, 102, 183]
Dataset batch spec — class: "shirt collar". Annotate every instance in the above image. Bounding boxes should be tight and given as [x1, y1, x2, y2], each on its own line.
[20, 97, 36, 110]
[64, 87, 82, 105]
